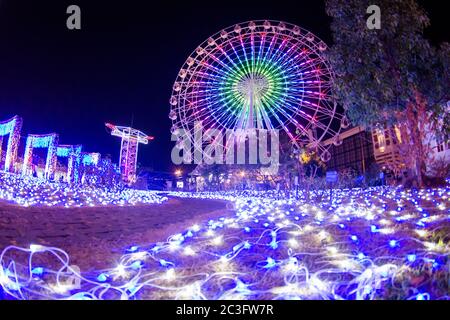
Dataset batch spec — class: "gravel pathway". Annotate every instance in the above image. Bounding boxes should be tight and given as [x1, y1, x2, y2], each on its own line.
[0, 196, 233, 271]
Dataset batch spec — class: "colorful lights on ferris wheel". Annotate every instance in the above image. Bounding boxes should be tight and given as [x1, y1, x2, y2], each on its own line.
[169, 20, 345, 161]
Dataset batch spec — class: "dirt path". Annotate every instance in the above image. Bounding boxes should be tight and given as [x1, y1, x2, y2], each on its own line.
[0, 196, 234, 271]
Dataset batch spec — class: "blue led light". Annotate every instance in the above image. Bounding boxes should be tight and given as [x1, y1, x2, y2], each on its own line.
[159, 259, 173, 267]
[389, 240, 398, 248]
[151, 246, 161, 253]
[127, 246, 139, 253]
[97, 273, 108, 282]
[415, 293, 430, 300]
[235, 279, 249, 293]
[131, 261, 143, 270]
[185, 231, 193, 237]
[416, 221, 425, 227]
[263, 257, 276, 269]
[31, 267, 44, 275]
[269, 241, 278, 250]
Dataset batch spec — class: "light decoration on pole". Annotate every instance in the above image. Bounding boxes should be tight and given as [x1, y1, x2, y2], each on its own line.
[0, 115, 23, 172]
[0, 185, 448, 300]
[56, 145, 82, 183]
[105, 123, 154, 184]
[22, 133, 59, 180]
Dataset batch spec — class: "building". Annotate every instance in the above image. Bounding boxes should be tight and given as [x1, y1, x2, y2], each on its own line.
[326, 110, 449, 179]
[422, 105, 450, 176]
[371, 125, 404, 172]
[322, 126, 376, 174]
[371, 103, 450, 177]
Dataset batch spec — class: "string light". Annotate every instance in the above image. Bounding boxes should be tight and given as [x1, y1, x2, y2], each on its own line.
[0, 185, 448, 300]
[0, 172, 167, 207]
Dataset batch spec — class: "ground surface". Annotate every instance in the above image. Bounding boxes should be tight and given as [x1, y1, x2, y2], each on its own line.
[0, 197, 233, 271]
[0, 188, 448, 300]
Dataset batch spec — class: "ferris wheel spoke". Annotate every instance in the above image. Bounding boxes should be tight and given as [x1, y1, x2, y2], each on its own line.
[281, 93, 335, 117]
[204, 51, 247, 81]
[268, 39, 315, 76]
[263, 92, 332, 134]
[238, 36, 252, 76]
[283, 100, 334, 128]
[260, 32, 280, 71]
[267, 40, 301, 74]
[250, 33, 257, 76]
[254, 32, 265, 74]
[263, 100, 302, 140]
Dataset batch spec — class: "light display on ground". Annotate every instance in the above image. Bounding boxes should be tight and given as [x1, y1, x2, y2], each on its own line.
[0, 186, 448, 300]
[0, 172, 167, 207]
[56, 145, 82, 183]
[106, 123, 154, 185]
[0, 115, 23, 172]
[22, 133, 59, 180]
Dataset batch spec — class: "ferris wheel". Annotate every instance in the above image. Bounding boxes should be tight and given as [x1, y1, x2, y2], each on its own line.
[169, 20, 347, 162]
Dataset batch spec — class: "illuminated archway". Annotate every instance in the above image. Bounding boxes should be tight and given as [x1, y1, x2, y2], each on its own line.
[56, 145, 82, 183]
[22, 133, 59, 180]
[0, 115, 23, 172]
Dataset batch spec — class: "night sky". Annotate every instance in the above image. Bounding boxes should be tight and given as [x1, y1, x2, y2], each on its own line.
[0, 0, 448, 172]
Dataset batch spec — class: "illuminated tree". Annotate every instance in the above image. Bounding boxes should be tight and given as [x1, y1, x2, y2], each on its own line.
[325, 0, 450, 187]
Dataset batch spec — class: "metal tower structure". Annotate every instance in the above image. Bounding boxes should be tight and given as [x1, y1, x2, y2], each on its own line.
[105, 123, 154, 184]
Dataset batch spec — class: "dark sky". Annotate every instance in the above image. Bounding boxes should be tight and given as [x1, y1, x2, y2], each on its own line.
[0, 0, 447, 172]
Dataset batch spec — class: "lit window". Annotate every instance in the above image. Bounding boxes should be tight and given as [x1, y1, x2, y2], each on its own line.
[436, 136, 445, 153]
